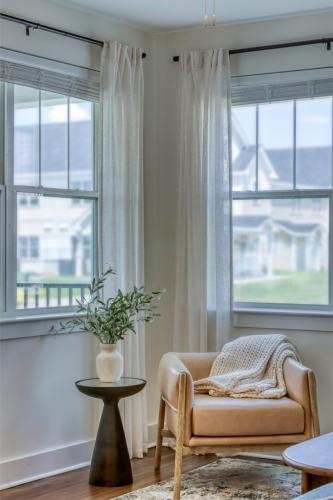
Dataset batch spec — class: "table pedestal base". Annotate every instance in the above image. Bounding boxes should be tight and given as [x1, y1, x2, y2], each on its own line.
[301, 472, 333, 494]
[89, 401, 132, 487]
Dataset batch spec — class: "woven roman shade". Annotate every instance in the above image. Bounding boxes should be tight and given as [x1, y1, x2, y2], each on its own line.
[0, 59, 100, 102]
[232, 69, 333, 105]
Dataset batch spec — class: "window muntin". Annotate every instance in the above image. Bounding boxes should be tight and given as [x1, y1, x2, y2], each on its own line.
[232, 95, 333, 310]
[2, 82, 98, 316]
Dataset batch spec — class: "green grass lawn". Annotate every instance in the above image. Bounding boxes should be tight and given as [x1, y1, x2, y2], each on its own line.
[234, 271, 328, 305]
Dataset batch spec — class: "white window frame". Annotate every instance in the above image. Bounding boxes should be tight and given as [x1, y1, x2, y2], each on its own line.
[0, 82, 99, 325]
[232, 93, 333, 330]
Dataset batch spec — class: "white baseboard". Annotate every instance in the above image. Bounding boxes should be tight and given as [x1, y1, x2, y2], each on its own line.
[0, 439, 94, 490]
[147, 422, 158, 447]
[239, 452, 282, 462]
[0, 423, 282, 491]
[1, 424, 158, 490]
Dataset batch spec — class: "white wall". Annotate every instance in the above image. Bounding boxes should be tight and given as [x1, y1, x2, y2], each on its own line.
[0, 1, 333, 488]
[145, 10, 333, 435]
[0, 0, 150, 70]
[0, 0, 153, 487]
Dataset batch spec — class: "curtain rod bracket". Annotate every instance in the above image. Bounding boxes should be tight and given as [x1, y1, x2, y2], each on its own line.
[25, 23, 39, 37]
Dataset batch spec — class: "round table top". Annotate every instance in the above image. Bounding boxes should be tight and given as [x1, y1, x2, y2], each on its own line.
[283, 432, 333, 477]
[76, 377, 146, 400]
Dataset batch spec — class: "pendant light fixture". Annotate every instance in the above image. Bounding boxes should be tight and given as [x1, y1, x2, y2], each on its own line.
[203, 0, 217, 27]
[212, 0, 217, 26]
[203, 0, 209, 27]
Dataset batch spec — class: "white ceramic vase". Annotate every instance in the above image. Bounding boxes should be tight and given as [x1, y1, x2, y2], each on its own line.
[96, 344, 123, 382]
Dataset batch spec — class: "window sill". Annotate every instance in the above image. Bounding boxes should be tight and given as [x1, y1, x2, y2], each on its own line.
[0, 311, 85, 340]
[233, 307, 333, 332]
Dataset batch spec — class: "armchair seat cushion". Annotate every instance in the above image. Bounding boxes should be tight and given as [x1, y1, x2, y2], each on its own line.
[192, 395, 304, 437]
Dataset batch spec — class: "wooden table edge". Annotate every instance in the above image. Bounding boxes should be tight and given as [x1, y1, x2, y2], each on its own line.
[283, 454, 333, 478]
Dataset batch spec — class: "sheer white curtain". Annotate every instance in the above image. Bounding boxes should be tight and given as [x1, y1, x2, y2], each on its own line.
[173, 49, 232, 353]
[100, 41, 147, 458]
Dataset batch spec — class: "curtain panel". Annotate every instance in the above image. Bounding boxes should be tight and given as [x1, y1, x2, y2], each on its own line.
[100, 41, 147, 458]
[173, 49, 233, 352]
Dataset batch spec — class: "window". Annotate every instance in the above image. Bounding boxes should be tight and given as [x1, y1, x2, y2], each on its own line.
[0, 83, 98, 315]
[232, 95, 332, 311]
[18, 235, 40, 259]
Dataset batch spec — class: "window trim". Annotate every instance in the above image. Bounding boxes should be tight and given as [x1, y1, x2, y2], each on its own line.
[1, 82, 99, 321]
[232, 96, 333, 316]
[0, 185, 5, 316]
[233, 309, 333, 333]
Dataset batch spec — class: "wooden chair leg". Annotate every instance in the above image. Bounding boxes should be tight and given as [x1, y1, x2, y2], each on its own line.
[308, 371, 320, 437]
[173, 373, 186, 500]
[154, 396, 166, 471]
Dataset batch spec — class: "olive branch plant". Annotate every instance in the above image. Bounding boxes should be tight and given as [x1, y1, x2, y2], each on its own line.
[59, 267, 163, 344]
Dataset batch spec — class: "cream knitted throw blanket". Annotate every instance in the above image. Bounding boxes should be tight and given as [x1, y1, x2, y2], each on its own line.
[194, 334, 300, 399]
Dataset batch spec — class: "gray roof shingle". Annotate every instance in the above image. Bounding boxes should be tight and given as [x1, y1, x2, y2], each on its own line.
[267, 147, 332, 187]
[233, 215, 321, 234]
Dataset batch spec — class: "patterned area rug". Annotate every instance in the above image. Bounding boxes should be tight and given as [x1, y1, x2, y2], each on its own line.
[115, 458, 301, 499]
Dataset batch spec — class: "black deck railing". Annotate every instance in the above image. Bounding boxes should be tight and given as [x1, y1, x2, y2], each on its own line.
[17, 282, 90, 308]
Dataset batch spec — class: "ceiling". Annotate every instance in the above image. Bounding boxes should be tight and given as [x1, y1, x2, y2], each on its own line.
[51, 0, 333, 30]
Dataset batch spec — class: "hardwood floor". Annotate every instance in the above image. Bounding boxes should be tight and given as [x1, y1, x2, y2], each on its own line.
[1, 448, 216, 500]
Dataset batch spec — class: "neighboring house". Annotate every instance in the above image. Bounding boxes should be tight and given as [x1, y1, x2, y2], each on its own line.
[17, 195, 92, 281]
[16, 113, 329, 284]
[233, 144, 332, 191]
[233, 215, 325, 279]
[16, 118, 93, 282]
[233, 142, 329, 281]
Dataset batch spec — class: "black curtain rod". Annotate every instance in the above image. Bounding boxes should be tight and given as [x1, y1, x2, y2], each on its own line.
[0, 12, 147, 58]
[172, 37, 333, 62]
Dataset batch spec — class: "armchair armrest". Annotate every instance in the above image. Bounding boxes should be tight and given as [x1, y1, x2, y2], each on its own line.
[158, 353, 195, 444]
[158, 352, 219, 445]
[283, 357, 320, 437]
[158, 352, 194, 413]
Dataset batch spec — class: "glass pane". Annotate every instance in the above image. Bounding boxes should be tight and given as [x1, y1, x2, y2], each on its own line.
[258, 101, 294, 190]
[232, 105, 256, 192]
[233, 197, 329, 305]
[14, 85, 39, 186]
[70, 98, 94, 190]
[41, 91, 68, 188]
[296, 97, 332, 189]
[17, 193, 93, 309]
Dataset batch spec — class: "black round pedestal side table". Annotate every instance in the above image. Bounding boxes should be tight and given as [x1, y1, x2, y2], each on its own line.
[75, 377, 146, 487]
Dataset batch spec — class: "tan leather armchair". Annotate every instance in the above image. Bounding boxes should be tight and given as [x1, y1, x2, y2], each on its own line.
[154, 352, 320, 500]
